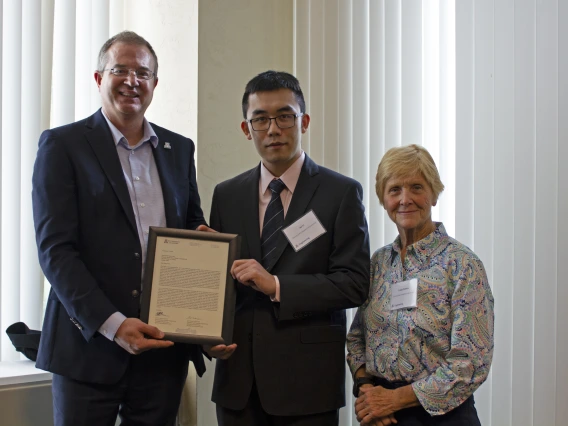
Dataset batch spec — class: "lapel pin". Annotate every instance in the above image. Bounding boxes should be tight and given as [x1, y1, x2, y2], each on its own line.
[164, 142, 171, 149]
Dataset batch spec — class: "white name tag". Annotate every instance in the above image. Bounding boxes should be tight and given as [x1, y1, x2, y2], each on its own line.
[390, 278, 418, 310]
[282, 210, 327, 252]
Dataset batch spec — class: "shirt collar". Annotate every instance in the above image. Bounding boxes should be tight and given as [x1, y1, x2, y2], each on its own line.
[391, 222, 447, 262]
[101, 110, 158, 149]
[260, 151, 305, 195]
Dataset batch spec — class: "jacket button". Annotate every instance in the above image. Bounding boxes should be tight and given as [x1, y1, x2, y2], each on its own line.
[134, 253, 140, 259]
[132, 290, 140, 297]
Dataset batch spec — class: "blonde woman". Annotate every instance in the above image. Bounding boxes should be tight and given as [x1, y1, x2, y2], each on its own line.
[347, 145, 494, 426]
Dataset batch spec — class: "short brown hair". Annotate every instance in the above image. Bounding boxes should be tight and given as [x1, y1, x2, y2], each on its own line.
[375, 144, 445, 206]
[97, 31, 158, 76]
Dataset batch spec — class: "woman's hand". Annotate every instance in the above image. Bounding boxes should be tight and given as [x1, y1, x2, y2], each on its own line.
[356, 384, 419, 425]
[355, 386, 397, 424]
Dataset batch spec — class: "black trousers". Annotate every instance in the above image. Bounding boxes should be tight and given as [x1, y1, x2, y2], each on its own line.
[216, 381, 339, 426]
[52, 347, 189, 426]
[365, 377, 481, 426]
[394, 396, 481, 426]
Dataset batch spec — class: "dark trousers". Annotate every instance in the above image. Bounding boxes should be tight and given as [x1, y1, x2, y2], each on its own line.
[216, 382, 339, 426]
[394, 396, 481, 426]
[52, 347, 189, 426]
[367, 377, 481, 426]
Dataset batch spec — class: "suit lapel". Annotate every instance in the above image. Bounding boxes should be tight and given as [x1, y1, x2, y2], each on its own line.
[151, 127, 180, 228]
[244, 166, 262, 262]
[84, 110, 138, 235]
[266, 155, 320, 272]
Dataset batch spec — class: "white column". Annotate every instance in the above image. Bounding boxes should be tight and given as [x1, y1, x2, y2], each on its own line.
[368, 0, 385, 251]
[20, 0, 43, 333]
[75, 0, 93, 120]
[90, 0, 108, 112]
[40, 0, 55, 131]
[557, 2, 568, 423]
[492, 0, 515, 424]
[471, 0, 495, 421]
[534, 0, 558, 423]
[511, 1, 537, 425]
[294, 0, 311, 154]
[455, 0, 475, 246]
[306, 0, 325, 163]
[322, 0, 339, 171]
[51, 0, 76, 127]
[351, 1, 370, 210]
[337, 0, 353, 179]
[1, 0, 23, 362]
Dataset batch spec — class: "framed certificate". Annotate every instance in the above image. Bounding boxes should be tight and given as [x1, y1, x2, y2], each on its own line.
[140, 227, 240, 345]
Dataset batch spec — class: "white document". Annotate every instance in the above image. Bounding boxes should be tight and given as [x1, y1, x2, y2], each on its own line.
[148, 236, 229, 337]
[282, 210, 327, 252]
[389, 278, 418, 310]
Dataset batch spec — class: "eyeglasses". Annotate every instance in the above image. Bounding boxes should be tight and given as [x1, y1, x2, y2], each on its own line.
[102, 68, 156, 80]
[247, 113, 303, 131]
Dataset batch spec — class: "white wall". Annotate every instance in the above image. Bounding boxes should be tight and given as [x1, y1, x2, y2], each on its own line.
[196, 0, 294, 218]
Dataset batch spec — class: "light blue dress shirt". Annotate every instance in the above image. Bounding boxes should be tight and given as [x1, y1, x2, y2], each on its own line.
[98, 112, 167, 340]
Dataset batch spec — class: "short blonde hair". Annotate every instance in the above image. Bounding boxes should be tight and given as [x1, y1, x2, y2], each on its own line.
[375, 144, 445, 206]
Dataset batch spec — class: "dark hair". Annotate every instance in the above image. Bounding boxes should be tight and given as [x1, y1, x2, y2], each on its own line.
[241, 70, 306, 118]
[97, 31, 159, 76]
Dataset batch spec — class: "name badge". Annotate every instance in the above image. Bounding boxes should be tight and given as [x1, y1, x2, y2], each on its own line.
[389, 278, 418, 310]
[282, 210, 327, 252]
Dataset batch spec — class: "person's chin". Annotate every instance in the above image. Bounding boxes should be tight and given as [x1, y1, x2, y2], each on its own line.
[117, 104, 142, 115]
[264, 151, 289, 163]
[396, 219, 418, 230]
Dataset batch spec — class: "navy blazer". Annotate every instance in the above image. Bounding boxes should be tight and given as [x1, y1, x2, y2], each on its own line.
[210, 155, 370, 416]
[32, 109, 206, 384]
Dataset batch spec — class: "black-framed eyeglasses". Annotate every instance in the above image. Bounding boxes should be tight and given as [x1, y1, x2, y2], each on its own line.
[247, 113, 303, 131]
[102, 68, 156, 80]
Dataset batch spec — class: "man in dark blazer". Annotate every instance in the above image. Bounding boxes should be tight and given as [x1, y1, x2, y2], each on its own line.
[206, 71, 370, 426]
[32, 31, 206, 426]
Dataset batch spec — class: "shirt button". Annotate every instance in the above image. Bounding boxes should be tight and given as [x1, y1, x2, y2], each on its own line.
[134, 252, 140, 259]
[134, 176, 140, 181]
[140, 203, 145, 208]
[132, 290, 140, 298]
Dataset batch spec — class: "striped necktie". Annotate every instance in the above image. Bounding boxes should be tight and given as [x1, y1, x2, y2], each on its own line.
[261, 179, 286, 269]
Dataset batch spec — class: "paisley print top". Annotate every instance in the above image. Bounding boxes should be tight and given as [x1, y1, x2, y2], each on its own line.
[347, 223, 494, 415]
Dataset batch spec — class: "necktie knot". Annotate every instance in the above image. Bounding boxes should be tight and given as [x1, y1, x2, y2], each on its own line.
[269, 179, 286, 195]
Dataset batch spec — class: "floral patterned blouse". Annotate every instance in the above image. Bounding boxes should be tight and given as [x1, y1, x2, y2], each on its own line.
[346, 223, 494, 416]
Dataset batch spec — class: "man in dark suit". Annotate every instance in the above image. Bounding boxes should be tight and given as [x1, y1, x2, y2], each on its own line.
[32, 31, 206, 426]
[205, 71, 370, 426]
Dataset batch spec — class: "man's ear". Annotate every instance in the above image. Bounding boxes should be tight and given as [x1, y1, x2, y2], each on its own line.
[300, 113, 311, 133]
[241, 121, 252, 140]
[94, 71, 102, 89]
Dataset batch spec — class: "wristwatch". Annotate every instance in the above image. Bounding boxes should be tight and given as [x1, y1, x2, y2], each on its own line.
[353, 376, 375, 397]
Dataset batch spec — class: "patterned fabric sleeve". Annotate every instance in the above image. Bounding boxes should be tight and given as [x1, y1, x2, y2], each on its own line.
[346, 305, 367, 376]
[411, 254, 495, 415]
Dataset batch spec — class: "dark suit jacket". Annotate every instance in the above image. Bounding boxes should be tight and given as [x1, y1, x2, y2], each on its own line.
[210, 155, 370, 416]
[32, 109, 206, 384]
